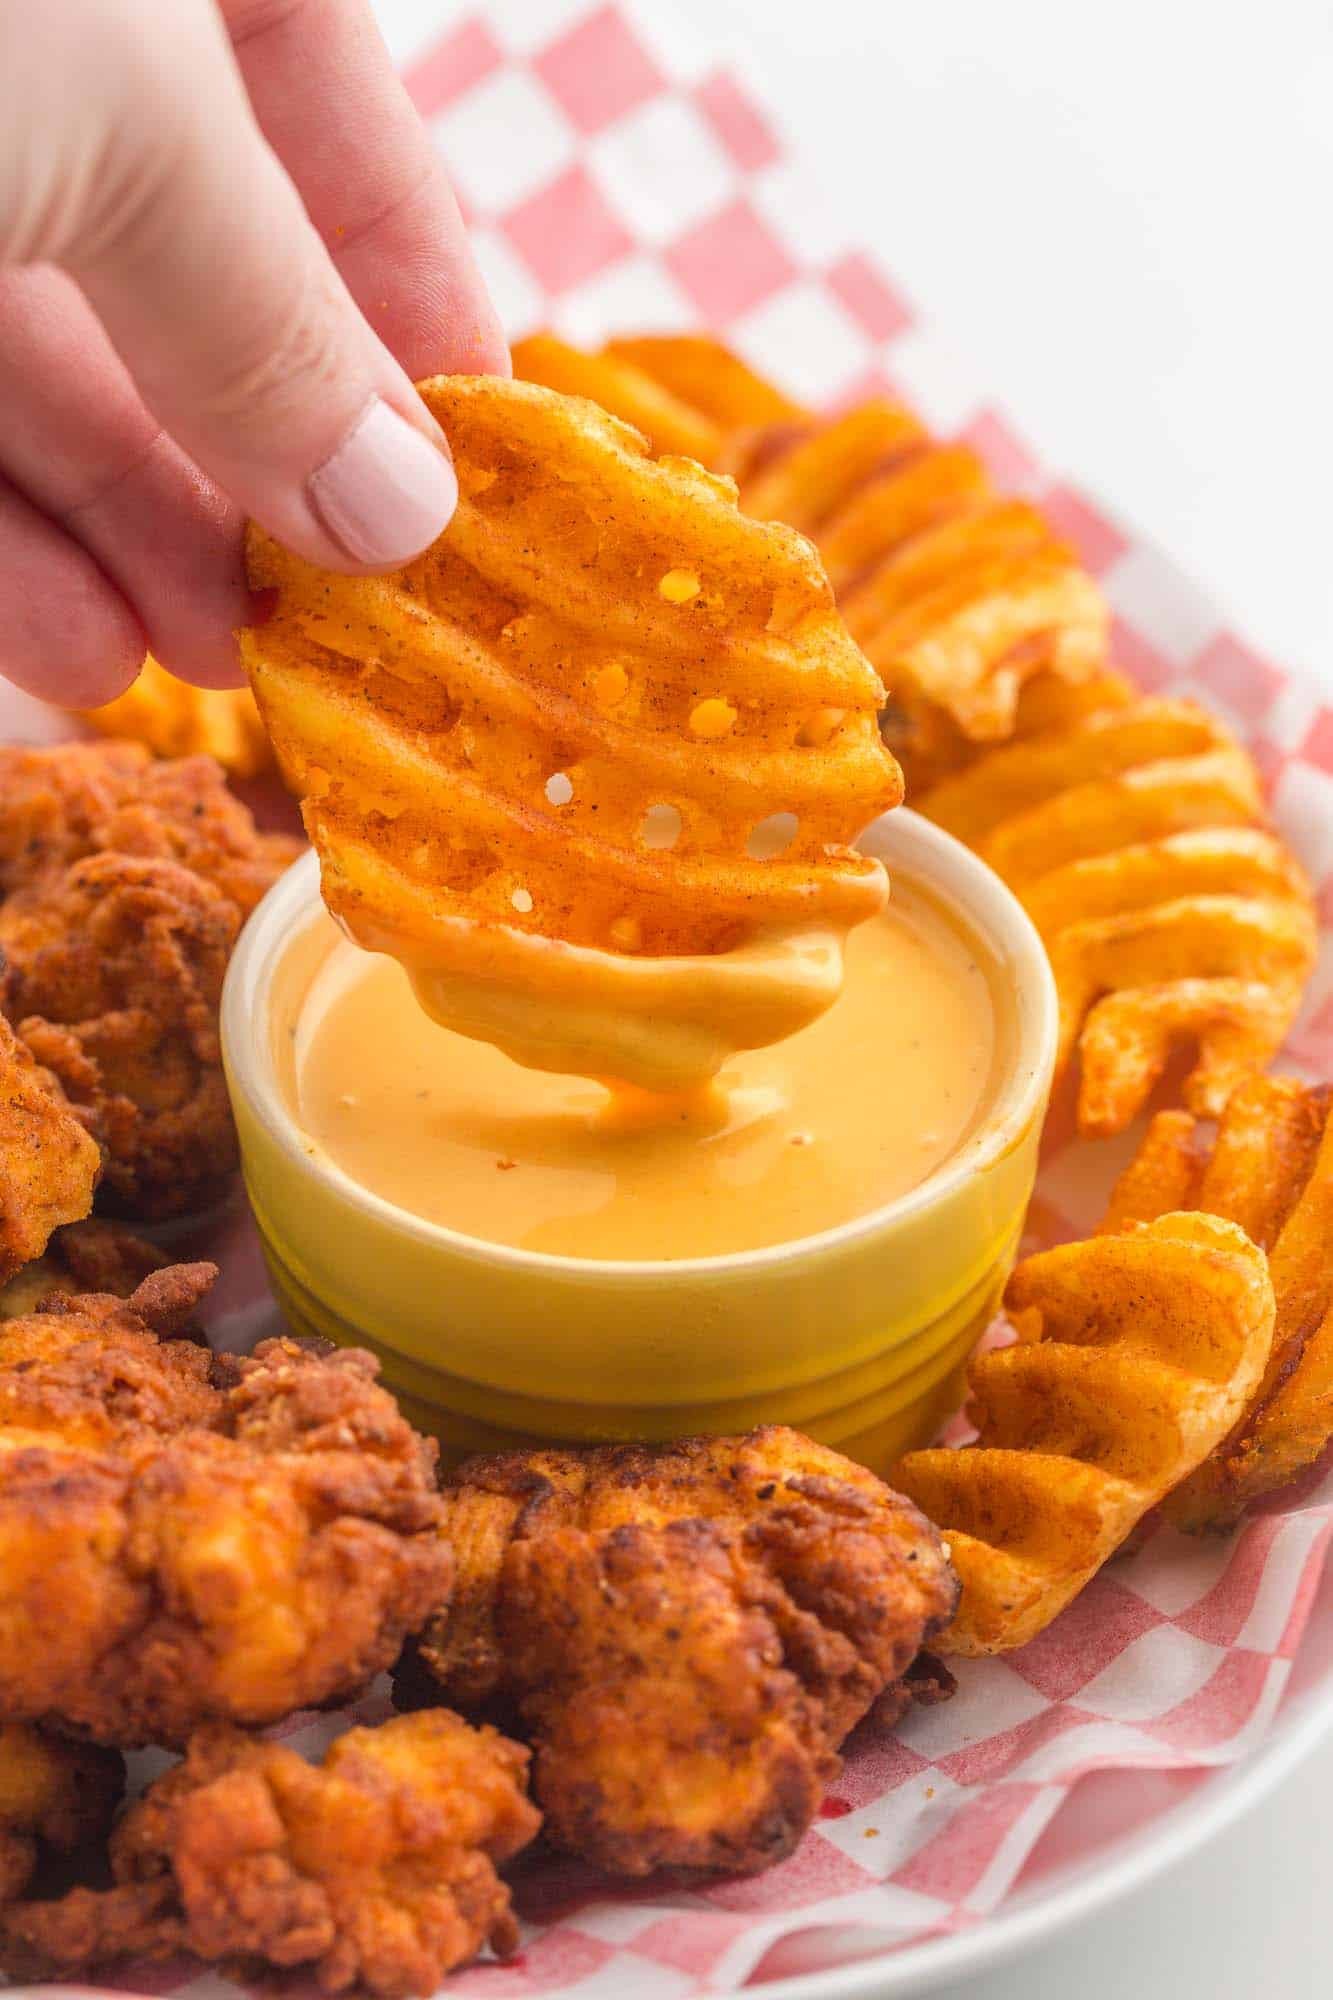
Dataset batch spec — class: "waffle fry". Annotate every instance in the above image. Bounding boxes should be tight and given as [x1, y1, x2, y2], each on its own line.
[82, 658, 273, 779]
[241, 376, 901, 1089]
[918, 687, 1317, 1134]
[1099, 1077, 1333, 1529]
[514, 333, 1110, 758]
[893, 1212, 1276, 1654]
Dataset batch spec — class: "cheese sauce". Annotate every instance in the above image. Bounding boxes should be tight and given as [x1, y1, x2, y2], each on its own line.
[289, 886, 997, 1263]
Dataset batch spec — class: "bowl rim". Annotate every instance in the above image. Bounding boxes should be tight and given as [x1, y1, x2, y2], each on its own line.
[221, 809, 1058, 1282]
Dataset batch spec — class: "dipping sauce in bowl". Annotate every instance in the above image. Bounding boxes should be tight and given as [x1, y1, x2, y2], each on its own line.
[289, 883, 996, 1262]
[224, 810, 1056, 1468]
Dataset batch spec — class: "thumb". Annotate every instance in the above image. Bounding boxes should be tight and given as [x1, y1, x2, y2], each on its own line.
[6, 0, 457, 572]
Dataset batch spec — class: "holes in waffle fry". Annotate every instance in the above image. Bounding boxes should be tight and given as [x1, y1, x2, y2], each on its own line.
[590, 663, 629, 709]
[639, 804, 682, 851]
[240, 374, 901, 1016]
[797, 708, 845, 748]
[748, 813, 800, 860]
[511, 888, 534, 915]
[688, 698, 736, 738]
[659, 568, 701, 603]
[545, 772, 574, 807]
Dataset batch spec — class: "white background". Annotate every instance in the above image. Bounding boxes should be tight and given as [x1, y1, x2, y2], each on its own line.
[380, 2, 1333, 1993]
[693, 12, 1333, 1995]
[675, 9, 1333, 1996]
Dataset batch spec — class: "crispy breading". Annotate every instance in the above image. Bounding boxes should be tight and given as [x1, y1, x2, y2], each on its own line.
[513, 334, 1109, 757]
[241, 375, 900, 1087]
[0, 1012, 100, 1285]
[3, 1711, 539, 1997]
[0, 1723, 123, 1905]
[0, 1262, 222, 1450]
[82, 657, 275, 779]
[894, 1213, 1276, 1653]
[0, 739, 299, 916]
[0, 853, 240, 1218]
[917, 690, 1317, 1134]
[416, 1428, 956, 1875]
[1100, 1077, 1333, 1528]
[0, 1274, 451, 1745]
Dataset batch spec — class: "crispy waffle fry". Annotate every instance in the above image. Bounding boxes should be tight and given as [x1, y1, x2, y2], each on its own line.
[893, 1213, 1276, 1653]
[82, 658, 273, 779]
[241, 376, 900, 1089]
[514, 334, 1110, 756]
[918, 688, 1317, 1134]
[513, 333, 803, 467]
[1100, 1077, 1333, 1529]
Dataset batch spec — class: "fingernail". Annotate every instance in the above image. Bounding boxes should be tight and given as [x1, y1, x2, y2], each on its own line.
[308, 398, 457, 566]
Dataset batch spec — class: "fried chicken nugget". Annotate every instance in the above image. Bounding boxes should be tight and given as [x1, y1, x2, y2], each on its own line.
[0, 852, 240, 1218]
[0, 740, 299, 917]
[3, 1711, 539, 1997]
[0, 1723, 123, 1906]
[416, 1428, 956, 1876]
[1101, 1077, 1333, 1528]
[0, 1273, 451, 1745]
[0, 1012, 100, 1286]
[82, 657, 275, 779]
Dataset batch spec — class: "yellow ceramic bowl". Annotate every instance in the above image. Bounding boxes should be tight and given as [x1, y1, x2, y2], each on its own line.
[221, 811, 1057, 1473]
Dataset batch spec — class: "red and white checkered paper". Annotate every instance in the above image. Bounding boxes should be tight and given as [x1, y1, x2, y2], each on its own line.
[13, 2, 1333, 1994]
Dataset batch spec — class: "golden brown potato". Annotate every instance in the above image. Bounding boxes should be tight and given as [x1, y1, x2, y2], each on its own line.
[895, 1212, 1277, 1653]
[514, 332, 1108, 760]
[82, 657, 275, 779]
[3, 1711, 539, 1997]
[1100, 1077, 1333, 1528]
[917, 691, 1317, 1135]
[242, 373, 899, 976]
[416, 1427, 956, 1876]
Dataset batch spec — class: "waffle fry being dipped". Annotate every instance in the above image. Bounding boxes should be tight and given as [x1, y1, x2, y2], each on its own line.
[513, 333, 1108, 777]
[241, 376, 901, 1092]
[893, 1212, 1276, 1654]
[1102, 1076, 1333, 1530]
[916, 677, 1317, 1134]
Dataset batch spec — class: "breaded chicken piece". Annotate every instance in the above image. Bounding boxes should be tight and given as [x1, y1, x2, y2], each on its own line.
[0, 740, 300, 916]
[0, 1218, 180, 1323]
[1, 852, 239, 1218]
[417, 1429, 957, 1875]
[0, 1012, 100, 1285]
[4, 1713, 539, 1997]
[0, 1263, 222, 1450]
[0, 1271, 451, 1745]
[0, 1723, 123, 1905]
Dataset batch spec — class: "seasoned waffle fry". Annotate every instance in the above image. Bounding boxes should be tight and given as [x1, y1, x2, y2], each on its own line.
[917, 689, 1317, 1134]
[1100, 1078, 1333, 1529]
[514, 333, 1110, 759]
[511, 333, 725, 467]
[82, 658, 273, 779]
[894, 1213, 1276, 1653]
[241, 376, 901, 1089]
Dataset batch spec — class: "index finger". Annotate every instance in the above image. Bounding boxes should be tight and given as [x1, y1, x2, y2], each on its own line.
[221, 0, 508, 381]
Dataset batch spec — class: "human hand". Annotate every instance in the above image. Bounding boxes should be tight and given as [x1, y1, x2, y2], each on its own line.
[0, 0, 506, 704]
